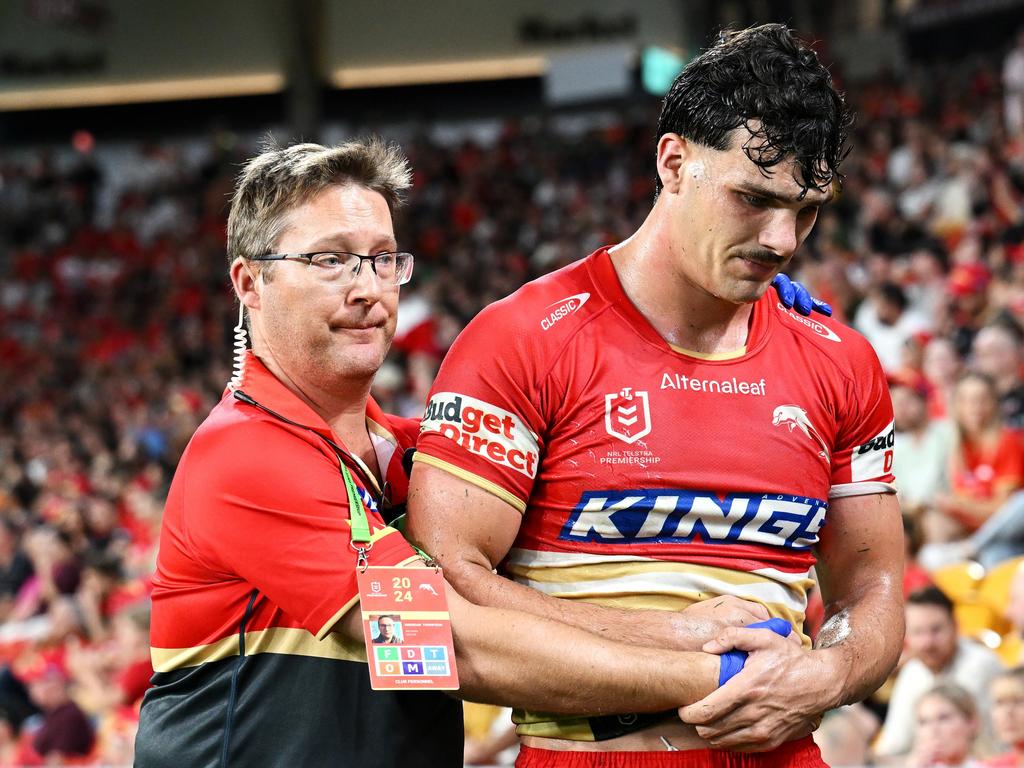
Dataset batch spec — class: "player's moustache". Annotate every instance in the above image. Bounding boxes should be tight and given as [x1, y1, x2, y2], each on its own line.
[735, 249, 785, 267]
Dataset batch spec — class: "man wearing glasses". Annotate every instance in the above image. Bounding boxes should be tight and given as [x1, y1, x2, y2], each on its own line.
[136, 139, 813, 768]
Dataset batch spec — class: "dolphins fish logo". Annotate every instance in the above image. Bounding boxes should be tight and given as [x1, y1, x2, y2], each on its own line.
[772, 404, 830, 463]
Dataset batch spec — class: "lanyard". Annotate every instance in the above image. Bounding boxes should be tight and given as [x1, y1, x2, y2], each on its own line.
[340, 459, 373, 570]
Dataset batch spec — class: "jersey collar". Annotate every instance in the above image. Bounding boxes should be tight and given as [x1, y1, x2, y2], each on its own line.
[588, 247, 772, 361]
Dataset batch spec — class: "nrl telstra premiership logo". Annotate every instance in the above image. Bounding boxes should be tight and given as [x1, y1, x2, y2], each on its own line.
[604, 388, 651, 444]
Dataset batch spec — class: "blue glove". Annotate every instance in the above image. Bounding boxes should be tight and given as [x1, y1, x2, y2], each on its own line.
[772, 273, 832, 317]
[718, 618, 793, 687]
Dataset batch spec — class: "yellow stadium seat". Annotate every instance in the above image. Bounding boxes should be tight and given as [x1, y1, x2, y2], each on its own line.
[933, 561, 986, 604]
[997, 632, 1022, 668]
[978, 557, 1024, 617]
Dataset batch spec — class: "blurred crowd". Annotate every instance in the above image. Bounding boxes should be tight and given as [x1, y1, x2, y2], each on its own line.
[6, 29, 1024, 768]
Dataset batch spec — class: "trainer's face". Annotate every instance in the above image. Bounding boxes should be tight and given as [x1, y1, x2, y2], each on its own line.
[250, 184, 399, 386]
[656, 127, 830, 304]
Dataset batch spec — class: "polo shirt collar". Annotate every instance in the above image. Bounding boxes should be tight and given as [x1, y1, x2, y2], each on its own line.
[234, 351, 402, 465]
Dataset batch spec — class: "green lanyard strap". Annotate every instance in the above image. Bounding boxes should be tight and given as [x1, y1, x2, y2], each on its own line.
[340, 460, 372, 546]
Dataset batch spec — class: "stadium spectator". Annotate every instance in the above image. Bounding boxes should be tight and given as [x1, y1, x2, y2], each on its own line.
[877, 587, 1004, 757]
[906, 683, 981, 768]
[892, 375, 953, 517]
[920, 372, 1024, 568]
[812, 705, 878, 768]
[973, 322, 1024, 429]
[1004, 29, 1024, 137]
[16, 658, 95, 764]
[924, 336, 965, 419]
[855, 281, 932, 372]
[984, 668, 1024, 766]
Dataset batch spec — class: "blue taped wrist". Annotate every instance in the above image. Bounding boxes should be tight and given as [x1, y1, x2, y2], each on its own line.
[716, 618, 793, 687]
[718, 650, 747, 686]
[748, 618, 792, 637]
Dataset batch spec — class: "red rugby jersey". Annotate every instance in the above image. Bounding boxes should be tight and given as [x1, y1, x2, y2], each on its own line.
[414, 247, 896, 739]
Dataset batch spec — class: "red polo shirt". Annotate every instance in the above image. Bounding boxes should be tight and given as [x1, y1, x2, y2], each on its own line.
[136, 352, 436, 767]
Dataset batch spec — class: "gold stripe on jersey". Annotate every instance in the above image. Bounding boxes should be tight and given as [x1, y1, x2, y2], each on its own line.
[151, 626, 367, 673]
[503, 552, 815, 739]
[412, 452, 528, 513]
[505, 560, 811, 632]
[667, 343, 747, 360]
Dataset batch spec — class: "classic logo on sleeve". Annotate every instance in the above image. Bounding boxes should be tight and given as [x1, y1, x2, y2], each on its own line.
[540, 293, 590, 330]
[422, 393, 539, 478]
[851, 420, 895, 481]
[776, 303, 842, 342]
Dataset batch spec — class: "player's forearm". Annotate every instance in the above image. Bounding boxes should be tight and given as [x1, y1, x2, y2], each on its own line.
[812, 580, 904, 709]
[444, 556, 703, 651]
[813, 493, 905, 710]
[450, 593, 720, 714]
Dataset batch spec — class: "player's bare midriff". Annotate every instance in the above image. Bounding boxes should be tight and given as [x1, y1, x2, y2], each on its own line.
[520, 721, 711, 752]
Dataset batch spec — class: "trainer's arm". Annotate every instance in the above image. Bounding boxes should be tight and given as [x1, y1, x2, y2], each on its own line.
[406, 463, 767, 653]
[679, 492, 904, 750]
[338, 580, 720, 713]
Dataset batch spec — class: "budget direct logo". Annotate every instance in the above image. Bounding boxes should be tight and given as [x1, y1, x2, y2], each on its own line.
[852, 420, 895, 481]
[421, 393, 539, 478]
[541, 292, 590, 330]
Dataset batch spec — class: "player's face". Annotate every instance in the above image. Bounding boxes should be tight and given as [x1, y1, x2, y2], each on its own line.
[992, 677, 1024, 747]
[905, 604, 958, 673]
[253, 184, 399, 386]
[660, 128, 830, 305]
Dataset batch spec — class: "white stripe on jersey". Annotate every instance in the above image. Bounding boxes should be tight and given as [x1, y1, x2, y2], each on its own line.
[510, 565, 809, 614]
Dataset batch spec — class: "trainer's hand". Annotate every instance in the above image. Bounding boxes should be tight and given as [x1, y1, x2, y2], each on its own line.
[678, 626, 832, 751]
[772, 273, 832, 317]
[673, 597, 771, 651]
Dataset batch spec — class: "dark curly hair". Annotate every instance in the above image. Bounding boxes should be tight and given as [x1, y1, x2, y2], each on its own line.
[656, 23, 852, 197]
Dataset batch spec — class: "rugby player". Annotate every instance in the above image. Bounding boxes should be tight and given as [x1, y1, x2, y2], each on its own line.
[408, 23, 904, 765]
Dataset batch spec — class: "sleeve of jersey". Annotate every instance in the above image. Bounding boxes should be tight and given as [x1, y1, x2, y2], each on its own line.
[413, 301, 547, 513]
[829, 336, 897, 499]
[184, 422, 421, 641]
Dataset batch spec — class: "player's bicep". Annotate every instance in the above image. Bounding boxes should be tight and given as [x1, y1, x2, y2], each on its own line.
[814, 492, 904, 606]
[406, 462, 524, 572]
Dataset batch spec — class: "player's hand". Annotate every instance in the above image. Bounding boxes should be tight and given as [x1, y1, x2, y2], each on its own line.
[771, 274, 832, 317]
[678, 626, 832, 751]
[673, 597, 771, 651]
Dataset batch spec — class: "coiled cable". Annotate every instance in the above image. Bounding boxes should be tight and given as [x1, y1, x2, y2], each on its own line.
[227, 302, 248, 391]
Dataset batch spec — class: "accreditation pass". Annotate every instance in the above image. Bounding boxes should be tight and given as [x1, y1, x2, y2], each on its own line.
[356, 566, 460, 690]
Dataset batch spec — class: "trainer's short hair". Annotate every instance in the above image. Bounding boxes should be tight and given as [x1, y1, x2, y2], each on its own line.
[227, 138, 412, 271]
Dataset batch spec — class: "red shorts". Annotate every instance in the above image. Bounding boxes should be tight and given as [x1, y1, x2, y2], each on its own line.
[515, 736, 826, 767]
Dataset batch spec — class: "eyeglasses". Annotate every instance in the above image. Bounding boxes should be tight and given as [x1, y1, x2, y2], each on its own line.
[247, 251, 414, 286]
